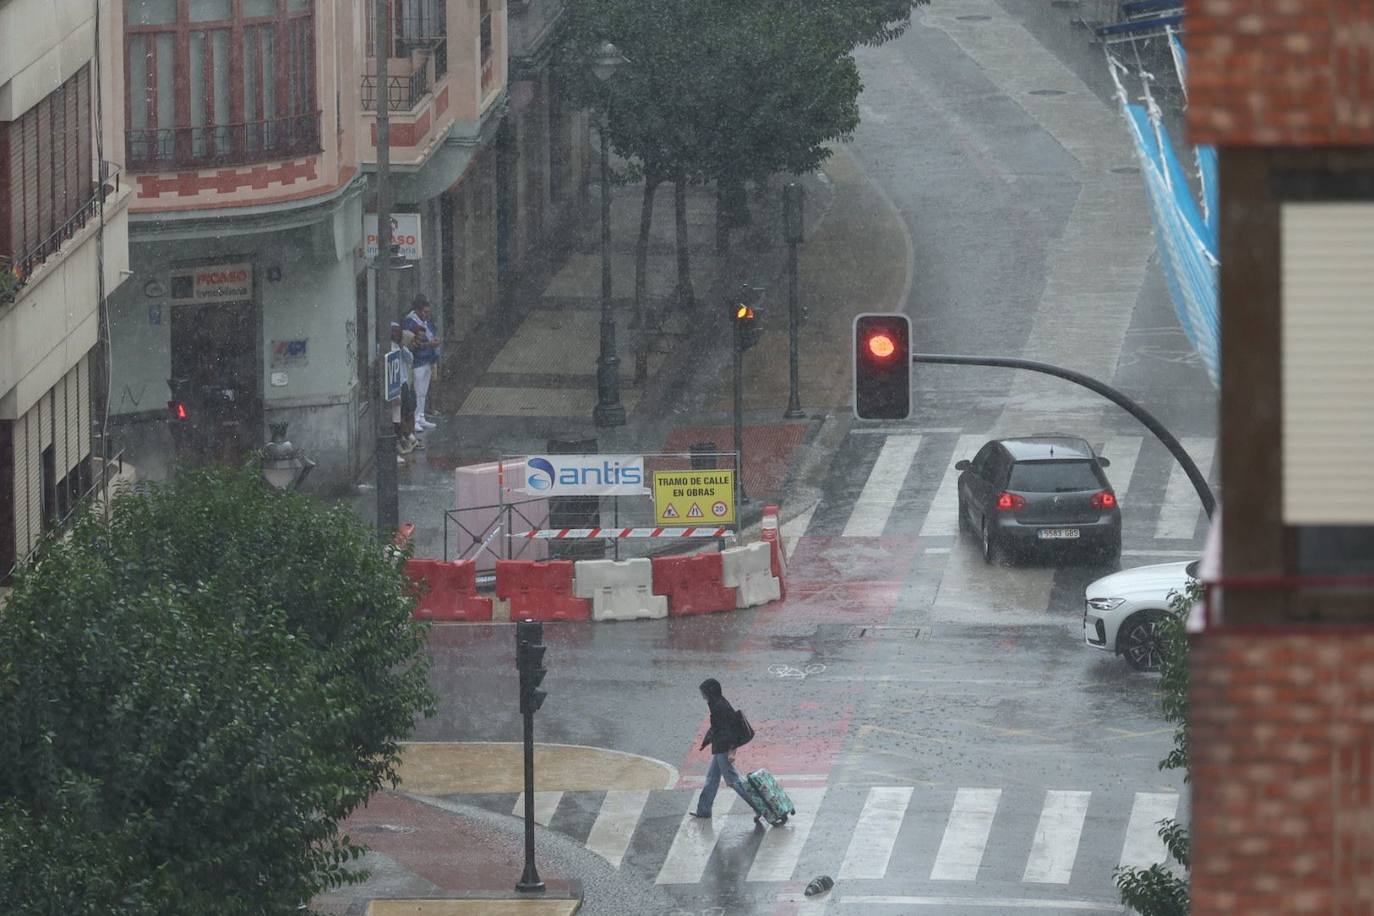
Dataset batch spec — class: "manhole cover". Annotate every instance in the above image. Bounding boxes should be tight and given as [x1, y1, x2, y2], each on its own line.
[1030, 89, 1067, 96]
[956, 14, 992, 20]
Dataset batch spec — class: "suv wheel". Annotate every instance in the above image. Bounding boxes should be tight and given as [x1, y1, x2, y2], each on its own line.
[980, 519, 997, 565]
[1120, 612, 1167, 672]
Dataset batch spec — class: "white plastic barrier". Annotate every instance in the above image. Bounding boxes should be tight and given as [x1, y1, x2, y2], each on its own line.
[720, 542, 782, 608]
[573, 558, 668, 621]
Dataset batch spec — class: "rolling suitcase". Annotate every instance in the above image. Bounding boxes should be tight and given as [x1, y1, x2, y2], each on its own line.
[745, 768, 795, 826]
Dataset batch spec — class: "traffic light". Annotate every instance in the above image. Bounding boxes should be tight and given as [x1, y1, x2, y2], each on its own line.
[853, 313, 912, 420]
[516, 620, 547, 715]
[731, 287, 764, 352]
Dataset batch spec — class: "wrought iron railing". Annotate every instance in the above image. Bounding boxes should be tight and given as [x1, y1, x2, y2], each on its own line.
[361, 58, 433, 112]
[125, 111, 322, 172]
[2, 163, 122, 300]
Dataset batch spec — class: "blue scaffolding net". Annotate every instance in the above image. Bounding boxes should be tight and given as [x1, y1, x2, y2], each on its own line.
[1107, 30, 1219, 386]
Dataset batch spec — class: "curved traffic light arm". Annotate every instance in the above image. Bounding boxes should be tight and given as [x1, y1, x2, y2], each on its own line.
[912, 353, 1216, 519]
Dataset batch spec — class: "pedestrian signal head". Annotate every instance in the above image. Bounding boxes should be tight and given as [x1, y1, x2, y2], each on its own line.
[853, 313, 912, 420]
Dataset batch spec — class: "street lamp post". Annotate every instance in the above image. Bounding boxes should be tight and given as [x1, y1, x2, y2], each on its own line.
[592, 41, 627, 428]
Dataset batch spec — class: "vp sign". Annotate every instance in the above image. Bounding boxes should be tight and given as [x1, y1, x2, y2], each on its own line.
[521, 455, 648, 496]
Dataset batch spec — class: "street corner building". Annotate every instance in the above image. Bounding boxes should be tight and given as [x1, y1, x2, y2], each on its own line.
[95, 0, 585, 491]
[1, 0, 136, 582]
[1185, 0, 1374, 911]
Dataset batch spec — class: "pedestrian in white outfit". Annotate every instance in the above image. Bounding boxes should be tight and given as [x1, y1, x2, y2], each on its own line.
[403, 296, 440, 430]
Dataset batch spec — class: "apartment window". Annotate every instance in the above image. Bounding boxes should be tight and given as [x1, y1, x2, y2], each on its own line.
[1280, 201, 1374, 575]
[125, 0, 318, 171]
[0, 66, 94, 277]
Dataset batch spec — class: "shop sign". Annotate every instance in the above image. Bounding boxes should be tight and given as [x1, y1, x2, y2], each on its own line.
[271, 339, 308, 368]
[365, 213, 423, 260]
[168, 262, 254, 304]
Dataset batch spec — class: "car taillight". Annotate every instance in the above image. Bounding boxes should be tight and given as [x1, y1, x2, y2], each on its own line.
[996, 491, 1026, 511]
[1091, 491, 1117, 509]
[168, 401, 188, 420]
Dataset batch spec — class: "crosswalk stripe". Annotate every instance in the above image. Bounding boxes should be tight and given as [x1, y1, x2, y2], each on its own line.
[843, 436, 922, 537]
[1153, 437, 1215, 540]
[783, 503, 819, 558]
[920, 434, 987, 537]
[512, 791, 563, 827]
[747, 787, 827, 882]
[1022, 790, 1091, 884]
[840, 786, 914, 879]
[584, 790, 648, 868]
[1118, 792, 1180, 870]
[656, 792, 743, 884]
[930, 788, 1002, 881]
[1099, 436, 1142, 505]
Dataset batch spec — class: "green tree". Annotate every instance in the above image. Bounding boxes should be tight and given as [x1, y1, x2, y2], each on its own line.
[0, 469, 434, 914]
[1114, 580, 1197, 916]
[563, 0, 923, 322]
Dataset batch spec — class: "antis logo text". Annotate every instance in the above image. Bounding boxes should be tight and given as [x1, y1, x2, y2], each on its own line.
[525, 456, 643, 491]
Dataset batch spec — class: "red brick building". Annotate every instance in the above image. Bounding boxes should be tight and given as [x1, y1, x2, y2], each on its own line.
[1186, 1, 1374, 912]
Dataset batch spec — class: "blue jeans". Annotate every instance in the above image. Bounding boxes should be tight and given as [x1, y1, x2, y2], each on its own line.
[696, 752, 747, 815]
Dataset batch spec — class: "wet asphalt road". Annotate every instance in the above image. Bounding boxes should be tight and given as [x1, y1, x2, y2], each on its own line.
[413, 2, 1214, 913]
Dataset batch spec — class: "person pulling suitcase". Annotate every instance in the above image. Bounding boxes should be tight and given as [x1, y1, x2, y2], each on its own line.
[690, 678, 753, 821]
[690, 678, 794, 827]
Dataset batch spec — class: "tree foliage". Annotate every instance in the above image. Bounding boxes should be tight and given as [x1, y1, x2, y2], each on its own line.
[0, 469, 434, 914]
[1114, 579, 1197, 915]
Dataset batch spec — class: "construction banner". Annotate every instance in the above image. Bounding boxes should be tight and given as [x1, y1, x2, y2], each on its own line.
[652, 470, 736, 526]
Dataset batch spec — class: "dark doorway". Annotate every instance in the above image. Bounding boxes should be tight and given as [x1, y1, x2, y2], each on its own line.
[169, 299, 260, 465]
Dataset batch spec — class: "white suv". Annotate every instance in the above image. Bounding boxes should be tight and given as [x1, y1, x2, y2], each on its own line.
[1083, 560, 1198, 671]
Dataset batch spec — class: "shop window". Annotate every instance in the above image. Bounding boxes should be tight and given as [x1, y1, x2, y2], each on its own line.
[125, 0, 318, 171]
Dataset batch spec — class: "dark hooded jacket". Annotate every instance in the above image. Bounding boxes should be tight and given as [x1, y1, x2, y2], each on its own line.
[698, 678, 739, 755]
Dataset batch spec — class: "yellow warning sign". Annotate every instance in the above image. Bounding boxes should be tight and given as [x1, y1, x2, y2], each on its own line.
[653, 470, 735, 526]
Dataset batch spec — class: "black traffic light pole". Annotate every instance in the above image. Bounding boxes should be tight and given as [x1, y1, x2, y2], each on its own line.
[911, 353, 1216, 518]
[515, 620, 548, 893]
[733, 321, 748, 507]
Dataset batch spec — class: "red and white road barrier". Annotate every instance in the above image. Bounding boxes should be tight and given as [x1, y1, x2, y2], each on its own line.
[517, 527, 733, 540]
[759, 504, 788, 600]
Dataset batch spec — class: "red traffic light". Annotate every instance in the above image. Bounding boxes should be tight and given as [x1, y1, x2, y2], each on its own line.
[867, 333, 897, 360]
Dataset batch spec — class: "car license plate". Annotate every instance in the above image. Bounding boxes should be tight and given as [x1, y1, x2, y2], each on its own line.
[1038, 528, 1080, 540]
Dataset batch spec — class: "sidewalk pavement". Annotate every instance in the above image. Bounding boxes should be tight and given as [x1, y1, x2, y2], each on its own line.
[381, 144, 912, 559]
[311, 742, 680, 916]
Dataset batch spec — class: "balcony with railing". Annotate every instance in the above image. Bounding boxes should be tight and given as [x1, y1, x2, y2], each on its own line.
[125, 112, 322, 173]
[1, 163, 123, 305]
[362, 40, 446, 113]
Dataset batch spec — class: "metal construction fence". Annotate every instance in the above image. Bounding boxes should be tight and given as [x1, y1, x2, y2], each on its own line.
[443, 449, 741, 567]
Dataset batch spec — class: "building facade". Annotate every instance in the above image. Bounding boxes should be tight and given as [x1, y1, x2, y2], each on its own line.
[1185, 1, 1374, 910]
[105, 0, 508, 490]
[1, 0, 133, 581]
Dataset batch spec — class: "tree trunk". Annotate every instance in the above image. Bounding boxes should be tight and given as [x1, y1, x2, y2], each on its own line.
[635, 175, 659, 330]
[674, 176, 695, 311]
[715, 182, 730, 257]
[633, 176, 659, 385]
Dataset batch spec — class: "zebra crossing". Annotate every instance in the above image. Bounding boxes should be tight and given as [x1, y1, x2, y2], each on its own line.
[814, 429, 1216, 549]
[481, 784, 1180, 890]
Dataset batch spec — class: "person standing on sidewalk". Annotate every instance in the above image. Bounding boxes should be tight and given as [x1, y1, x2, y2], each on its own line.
[403, 296, 440, 431]
[690, 678, 753, 820]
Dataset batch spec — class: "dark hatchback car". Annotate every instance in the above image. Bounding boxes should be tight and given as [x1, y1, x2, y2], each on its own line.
[956, 436, 1121, 564]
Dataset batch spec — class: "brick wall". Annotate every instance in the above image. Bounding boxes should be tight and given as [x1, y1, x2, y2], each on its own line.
[1186, 0, 1374, 145]
[1191, 630, 1374, 913]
